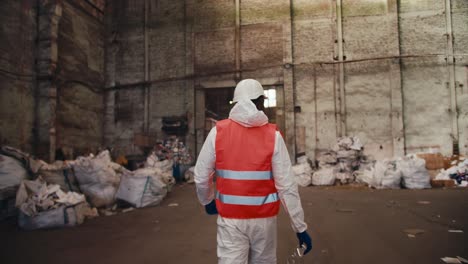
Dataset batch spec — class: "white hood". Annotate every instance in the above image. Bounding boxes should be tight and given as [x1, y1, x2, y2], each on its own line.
[229, 99, 268, 128]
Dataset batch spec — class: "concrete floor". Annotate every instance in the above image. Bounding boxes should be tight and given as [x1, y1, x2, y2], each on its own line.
[1, 185, 467, 264]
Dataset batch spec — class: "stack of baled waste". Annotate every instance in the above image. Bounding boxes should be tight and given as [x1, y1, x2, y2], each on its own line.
[332, 137, 364, 184]
[292, 155, 314, 187]
[15, 177, 97, 230]
[310, 137, 363, 186]
[312, 151, 337, 186]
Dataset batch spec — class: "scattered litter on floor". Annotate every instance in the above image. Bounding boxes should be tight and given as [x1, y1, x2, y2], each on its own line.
[336, 208, 355, 213]
[122, 208, 134, 213]
[168, 203, 179, 207]
[441, 257, 462, 263]
[417, 201, 431, 205]
[403, 229, 425, 237]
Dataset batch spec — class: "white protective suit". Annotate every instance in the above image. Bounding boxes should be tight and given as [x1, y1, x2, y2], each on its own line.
[195, 99, 308, 264]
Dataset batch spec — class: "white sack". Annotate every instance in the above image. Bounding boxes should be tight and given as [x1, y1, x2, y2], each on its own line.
[145, 153, 173, 171]
[38, 161, 79, 192]
[316, 151, 337, 167]
[354, 166, 375, 186]
[116, 168, 168, 208]
[184, 166, 195, 183]
[312, 166, 336, 186]
[15, 177, 85, 217]
[373, 160, 402, 189]
[292, 157, 313, 187]
[72, 150, 121, 207]
[0, 154, 28, 199]
[18, 202, 90, 230]
[398, 156, 431, 189]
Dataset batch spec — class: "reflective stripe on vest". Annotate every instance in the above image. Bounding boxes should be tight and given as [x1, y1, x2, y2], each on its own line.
[216, 192, 279, 206]
[216, 169, 272, 180]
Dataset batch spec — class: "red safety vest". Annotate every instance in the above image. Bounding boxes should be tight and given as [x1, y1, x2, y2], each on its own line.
[215, 119, 280, 219]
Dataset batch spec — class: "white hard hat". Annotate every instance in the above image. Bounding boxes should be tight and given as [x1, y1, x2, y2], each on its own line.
[232, 79, 266, 103]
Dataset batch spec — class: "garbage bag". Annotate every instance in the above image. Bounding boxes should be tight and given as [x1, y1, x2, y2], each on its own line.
[354, 166, 375, 186]
[72, 151, 121, 207]
[312, 166, 335, 186]
[18, 203, 89, 230]
[37, 161, 80, 192]
[0, 154, 28, 200]
[184, 166, 195, 183]
[398, 156, 431, 189]
[373, 160, 402, 189]
[116, 168, 168, 208]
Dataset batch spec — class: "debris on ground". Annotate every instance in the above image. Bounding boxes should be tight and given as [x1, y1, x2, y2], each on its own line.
[441, 257, 465, 264]
[403, 228, 425, 238]
[417, 201, 431, 205]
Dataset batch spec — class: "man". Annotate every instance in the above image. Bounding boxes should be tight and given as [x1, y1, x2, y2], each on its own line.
[195, 79, 312, 263]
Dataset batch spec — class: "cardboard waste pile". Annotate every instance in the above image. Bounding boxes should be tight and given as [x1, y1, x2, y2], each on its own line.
[435, 159, 468, 187]
[292, 137, 433, 189]
[0, 146, 176, 230]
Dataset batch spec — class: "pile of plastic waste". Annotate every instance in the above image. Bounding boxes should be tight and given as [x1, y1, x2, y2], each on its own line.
[0, 145, 178, 230]
[291, 137, 432, 189]
[435, 158, 468, 187]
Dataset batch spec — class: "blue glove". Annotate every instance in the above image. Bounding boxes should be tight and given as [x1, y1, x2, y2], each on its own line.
[296, 231, 312, 255]
[204, 200, 218, 215]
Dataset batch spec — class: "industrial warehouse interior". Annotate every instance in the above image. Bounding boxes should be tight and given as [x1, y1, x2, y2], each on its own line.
[1, 0, 467, 263]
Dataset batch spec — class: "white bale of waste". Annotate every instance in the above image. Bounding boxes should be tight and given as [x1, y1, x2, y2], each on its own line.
[72, 151, 121, 207]
[397, 156, 431, 189]
[316, 151, 337, 167]
[184, 166, 195, 183]
[15, 177, 91, 230]
[373, 160, 402, 189]
[18, 203, 91, 230]
[145, 153, 173, 172]
[353, 160, 375, 187]
[0, 154, 28, 200]
[312, 166, 336, 186]
[333, 160, 354, 184]
[37, 161, 80, 192]
[334, 170, 353, 184]
[292, 161, 313, 187]
[116, 168, 168, 208]
[333, 136, 363, 151]
[336, 150, 360, 160]
[0, 154, 29, 219]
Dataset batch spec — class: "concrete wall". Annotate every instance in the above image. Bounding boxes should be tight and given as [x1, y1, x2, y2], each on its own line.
[104, 0, 191, 157]
[56, 0, 106, 158]
[0, 0, 106, 161]
[0, 1, 37, 153]
[104, 0, 468, 160]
